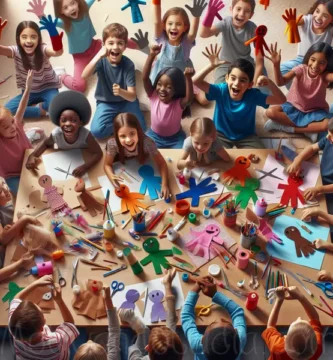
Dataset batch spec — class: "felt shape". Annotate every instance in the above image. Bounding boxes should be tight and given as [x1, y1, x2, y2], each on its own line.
[282, 8, 303, 44]
[39, 15, 63, 51]
[284, 226, 315, 258]
[244, 25, 269, 56]
[2, 282, 24, 304]
[139, 165, 161, 200]
[74, 179, 104, 217]
[115, 184, 149, 215]
[149, 290, 166, 323]
[120, 289, 140, 310]
[278, 176, 305, 208]
[228, 178, 259, 209]
[202, 0, 224, 27]
[222, 156, 252, 186]
[259, 0, 269, 10]
[25, 285, 56, 311]
[121, 0, 146, 24]
[175, 177, 217, 207]
[140, 238, 173, 275]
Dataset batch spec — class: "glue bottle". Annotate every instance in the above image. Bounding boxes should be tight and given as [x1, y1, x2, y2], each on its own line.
[103, 220, 115, 240]
[254, 198, 267, 217]
[183, 168, 191, 180]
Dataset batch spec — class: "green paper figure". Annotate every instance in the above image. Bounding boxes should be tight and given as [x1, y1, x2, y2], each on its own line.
[228, 178, 260, 209]
[2, 282, 24, 304]
[140, 237, 173, 275]
[172, 246, 183, 255]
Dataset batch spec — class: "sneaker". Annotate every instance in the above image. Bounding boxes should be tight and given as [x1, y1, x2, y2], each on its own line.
[54, 67, 66, 77]
[304, 132, 318, 143]
[264, 119, 295, 134]
[25, 127, 45, 143]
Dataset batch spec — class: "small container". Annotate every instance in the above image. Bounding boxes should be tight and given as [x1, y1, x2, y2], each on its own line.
[236, 250, 250, 269]
[123, 248, 143, 275]
[31, 261, 53, 277]
[179, 175, 185, 185]
[240, 232, 257, 249]
[246, 292, 259, 311]
[103, 220, 115, 239]
[254, 198, 267, 217]
[188, 213, 197, 224]
[182, 273, 190, 283]
[133, 215, 146, 233]
[223, 212, 237, 227]
[167, 227, 179, 242]
[208, 264, 221, 276]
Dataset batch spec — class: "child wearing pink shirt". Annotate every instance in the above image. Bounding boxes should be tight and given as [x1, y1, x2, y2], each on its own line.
[264, 42, 333, 143]
[143, 45, 193, 149]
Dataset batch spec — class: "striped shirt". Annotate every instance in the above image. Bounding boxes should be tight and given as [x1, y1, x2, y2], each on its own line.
[9, 299, 79, 360]
[9, 44, 61, 93]
[106, 136, 158, 158]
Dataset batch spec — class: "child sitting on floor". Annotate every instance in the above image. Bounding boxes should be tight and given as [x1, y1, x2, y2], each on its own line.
[26, 91, 103, 177]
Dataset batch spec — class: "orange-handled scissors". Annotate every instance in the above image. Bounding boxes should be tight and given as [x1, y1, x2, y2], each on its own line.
[195, 303, 215, 317]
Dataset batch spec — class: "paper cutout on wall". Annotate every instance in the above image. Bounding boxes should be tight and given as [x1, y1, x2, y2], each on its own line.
[139, 165, 161, 200]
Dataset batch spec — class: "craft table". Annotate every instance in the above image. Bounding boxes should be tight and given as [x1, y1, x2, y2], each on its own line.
[1, 148, 332, 327]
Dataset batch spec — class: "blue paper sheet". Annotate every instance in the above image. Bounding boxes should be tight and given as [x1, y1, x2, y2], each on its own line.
[267, 215, 329, 270]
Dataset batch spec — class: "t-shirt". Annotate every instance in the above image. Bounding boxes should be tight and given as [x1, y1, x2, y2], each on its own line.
[206, 83, 269, 140]
[183, 136, 224, 164]
[287, 64, 329, 112]
[0, 118, 32, 178]
[298, 14, 333, 57]
[318, 136, 333, 185]
[9, 44, 61, 93]
[94, 56, 136, 103]
[51, 127, 90, 150]
[57, 0, 96, 54]
[0, 202, 14, 227]
[262, 320, 323, 360]
[106, 136, 158, 158]
[9, 299, 79, 360]
[149, 91, 183, 136]
[215, 16, 256, 64]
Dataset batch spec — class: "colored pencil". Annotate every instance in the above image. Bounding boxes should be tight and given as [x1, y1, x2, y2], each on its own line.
[121, 217, 132, 229]
[284, 274, 289, 287]
[261, 255, 272, 279]
[103, 189, 110, 220]
[276, 271, 280, 287]
[147, 210, 166, 231]
[265, 266, 272, 299]
[80, 236, 106, 253]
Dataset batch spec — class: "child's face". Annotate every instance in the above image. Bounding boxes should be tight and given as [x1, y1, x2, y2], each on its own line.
[307, 52, 327, 77]
[0, 116, 17, 139]
[226, 68, 253, 101]
[118, 126, 139, 152]
[327, 130, 333, 143]
[231, 1, 253, 29]
[164, 14, 188, 43]
[61, 0, 79, 19]
[20, 27, 39, 55]
[156, 74, 175, 103]
[104, 36, 127, 64]
[59, 110, 82, 143]
[191, 133, 214, 155]
[0, 180, 11, 206]
[313, 4, 333, 31]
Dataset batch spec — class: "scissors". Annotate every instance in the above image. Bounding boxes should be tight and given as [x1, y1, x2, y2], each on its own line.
[257, 168, 283, 181]
[111, 280, 125, 297]
[57, 267, 66, 287]
[195, 303, 215, 317]
[55, 161, 72, 179]
[297, 273, 333, 299]
[71, 258, 79, 288]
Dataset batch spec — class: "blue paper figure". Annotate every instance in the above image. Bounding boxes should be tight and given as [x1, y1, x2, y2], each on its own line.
[121, 0, 146, 24]
[139, 165, 161, 200]
[176, 177, 218, 207]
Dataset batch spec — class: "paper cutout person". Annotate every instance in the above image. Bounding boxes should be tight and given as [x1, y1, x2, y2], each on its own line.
[121, 0, 146, 23]
[115, 184, 149, 215]
[140, 238, 173, 275]
[2, 282, 24, 304]
[149, 290, 166, 323]
[139, 165, 162, 200]
[176, 177, 217, 207]
[185, 224, 224, 259]
[282, 8, 303, 43]
[244, 25, 269, 56]
[228, 178, 259, 209]
[74, 178, 104, 217]
[120, 289, 140, 310]
[284, 226, 315, 258]
[259, 0, 269, 10]
[222, 156, 252, 186]
[278, 176, 305, 208]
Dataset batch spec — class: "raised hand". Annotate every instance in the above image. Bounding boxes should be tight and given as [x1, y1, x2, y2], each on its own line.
[185, 0, 207, 18]
[282, 8, 303, 43]
[0, 17, 8, 40]
[130, 29, 149, 50]
[256, 75, 269, 87]
[184, 67, 195, 77]
[202, 0, 224, 27]
[39, 15, 63, 51]
[265, 42, 281, 65]
[149, 44, 162, 57]
[26, 69, 33, 89]
[162, 268, 176, 286]
[202, 44, 227, 68]
[27, 0, 47, 18]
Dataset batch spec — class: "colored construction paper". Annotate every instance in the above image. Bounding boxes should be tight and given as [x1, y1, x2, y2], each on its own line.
[2, 282, 24, 304]
[172, 247, 183, 255]
[120, 289, 140, 310]
[139, 165, 161, 200]
[149, 290, 166, 323]
[229, 178, 259, 209]
[223, 156, 252, 186]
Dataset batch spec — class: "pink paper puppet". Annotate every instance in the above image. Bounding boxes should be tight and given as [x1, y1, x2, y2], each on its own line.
[185, 224, 224, 259]
[149, 290, 166, 323]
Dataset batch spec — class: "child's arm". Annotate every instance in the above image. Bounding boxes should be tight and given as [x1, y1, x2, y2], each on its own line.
[162, 268, 178, 331]
[288, 286, 319, 321]
[287, 143, 320, 176]
[15, 274, 53, 300]
[82, 46, 108, 80]
[256, 76, 286, 105]
[52, 283, 75, 324]
[267, 287, 285, 328]
[142, 45, 162, 97]
[0, 18, 12, 57]
[113, 85, 137, 102]
[180, 67, 194, 108]
[104, 152, 124, 189]
[39, 15, 64, 57]
[317, 270, 333, 282]
[185, 0, 208, 43]
[302, 208, 333, 227]
[152, 0, 163, 39]
[199, 0, 224, 38]
[177, 150, 197, 170]
[26, 135, 55, 170]
[152, 151, 170, 199]
[303, 184, 333, 201]
[15, 70, 33, 125]
[0, 253, 34, 282]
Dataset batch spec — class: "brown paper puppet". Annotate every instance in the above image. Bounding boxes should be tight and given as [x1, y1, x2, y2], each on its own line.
[284, 226, 315, 258]
[278, 175, 305, 208]
[25, 285, 56, 311]
[115, 184, 149, 216]
[244, 25, 269, 56]
[222, 156, 252, 186]
[74, 178, 104, 217]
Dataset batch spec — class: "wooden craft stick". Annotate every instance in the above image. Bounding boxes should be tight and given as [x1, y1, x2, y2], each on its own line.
[80, 258, 111, 269]
[211, 244, 228, 269]
[121, 217, 132, 229]
[80, 237, 106, 253]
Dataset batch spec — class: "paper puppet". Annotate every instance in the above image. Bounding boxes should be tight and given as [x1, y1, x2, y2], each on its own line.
[282, 8, 303, 44]
[284, 226, 315, 258]
[74, 179, 104, 217]
[176, 177, 217, 207]
[2, 282, 24, 304]
[222, 156, 252, 186]
[149, 290, 166, 323]
[0, 17, 8, 40]
[278, 176, 305, 208]
[115, 184, 149, 215]
[259, 0, 269, 10]
[185, 223, 224, 259]
[228, 178, 259, 209]
[120, 289, 140, 310]
[244, 25, 269, 56]
[140, 237, 173, 275]
[139, 165, 161, 200]
[121, 0, 146, 23]
[25, 285, 56, 311]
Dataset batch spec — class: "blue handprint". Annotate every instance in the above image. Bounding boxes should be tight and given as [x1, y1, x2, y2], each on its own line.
[176, 177, 217, 207]
[121, 0, 146, 24]
[39, 15, 63, 51]
[139, 165, 161, 200]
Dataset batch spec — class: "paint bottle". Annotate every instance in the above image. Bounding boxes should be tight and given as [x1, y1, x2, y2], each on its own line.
[179, 174, 185, 185]
[167, 227, 179, 242]
[202, 208, 211, 218]
[246, 292, 259, 311]
[254, 198, 267, 217]
[236, 250, 250, 269]
[31, 261, 53, 277]
[103, 220, 115, 240]
[183, 167, 191, 180]
[123, 248, 143, 275]
[188, 213, 197, 224]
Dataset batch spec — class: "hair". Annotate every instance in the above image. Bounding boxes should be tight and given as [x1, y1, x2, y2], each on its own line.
[16, 21, 43, 71]
[113, 113, 146, 164]
[162, 7, 190, 36]
[153, 67, 186, 100]
[285, 321, 317, 360]
[9, 301, 44, 341]
[147, 327, 183, 360]
[231, 0, 256, 12]
[303, 42, 333, 89]
[190, 117, 216, 138]
[202, 326, 240, 360]
[73, 342, 107, 360]
[308, 0, 333, 21]
[102, 23, 128, 44]
[227, 59, 255, 82]
[53, 0, 89, 33]
[328, 118, 333, 131]
[0, 106, 12, 124]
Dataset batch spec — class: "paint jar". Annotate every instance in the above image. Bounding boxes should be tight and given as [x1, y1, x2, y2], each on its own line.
[182, 273, 190, 283]
[223, 212, 237, 227]
[254, 198, 267, 217]
[246, 292, 259, 311]
[31, 261, 53, 277]
[236, 250, 250, 269]
[123, 247, 143, 275]
[103, 220, 115, 239]
[133, 217, 146, 233]
[202, 208, 211, 218]
[240, 229, 257, 249]
[175, 200, 190, 216]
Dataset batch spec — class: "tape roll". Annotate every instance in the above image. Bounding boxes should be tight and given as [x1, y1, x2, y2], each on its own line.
[202, 208, 211, 218]
[182, 273, 190, 283]
[236, 250, 250, 269]
[246, 292, 259, 311]
[208, 264, 221, 276]
[188, 213, 197, 224]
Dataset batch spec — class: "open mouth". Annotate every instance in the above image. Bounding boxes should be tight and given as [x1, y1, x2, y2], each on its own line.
[24, 44, 34, 51]
[110, 51, 120, 57]
[206, 230, 215, 234]
[231, 87, 240, 96]
[169, 31, 179, 38]
[309, 67, 319, 76]
[70, 10, 78, 17]
[235, 17, 244, 23]
[158, 92, 168, 99]
[313, 19, 323, 27]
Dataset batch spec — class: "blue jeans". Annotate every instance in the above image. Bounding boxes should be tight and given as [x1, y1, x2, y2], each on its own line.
[91, 99, 146, 139]
[5, 88, 59, 118]
[5, 176, 20, 196]
[146, 128, 186, 149]
[280, 55, 304, 90]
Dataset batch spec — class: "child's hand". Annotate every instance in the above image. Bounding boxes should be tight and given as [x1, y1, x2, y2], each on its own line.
[202, 44, 228, 68]
[0, 17, 8, 40]
[185, 159, 197, 169]
[184, 67, 195, 78]
[256, 75, 269, 87]
[162, 268, 176, 287]
[303, 187, 320, 201]
[110, 174, 124, 189]
[52, 283, 62, 303]
[21, 215, 42, 227]
[284, 286, 303, 300]
[312, 239, 327, 250]
[286, 160, 301, 177]
[265, 42, 281, 65]
[131, 29, 149, 50]
[317, 270, 333, 282]
[160, 184, 170, 199]
[113, 83, 121, 97]
[26, 0, 46, 18]
[103, 286, 114, 309]
[149, 44, 162, 57]
[26, 70, 33, 89]
[98, 46, 109, 59]
[185, 0, 208, 18]
[26, 155, 40, 170]
[72, 164, 88, 178]
[301, 208, 322, 223]
[275, 286, 286, 301]
[35, 275, 53, 287]
[197, 275, 217, 298]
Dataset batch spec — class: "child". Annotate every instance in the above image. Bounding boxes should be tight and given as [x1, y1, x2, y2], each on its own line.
[82, 23, 145, 139]
[9, 275, 79, 359]
[119, 268, 183, 360]
[143, 44, 193, 149]
[104, 112, 170, 198]
[193, 45, 286, 149]
[151, 0, 209, 106]
[0, 178, 14, 229]
[262, 286, 322, 360]
[281, 0, 333, 89]
[182, 275, 246, 360]
[0, 19, 62, 118]
[27, 0, 147, 92]
[0, 70, 34, 195]
[178, 117, 230, 169]
[265, 42, 333, 143]
[26, 91, 103, 177]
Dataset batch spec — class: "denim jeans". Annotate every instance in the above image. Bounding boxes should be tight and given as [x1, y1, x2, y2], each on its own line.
[280, 55, 304, 90]
[5, 176, 20, 196]
[146, 128, 186, 149]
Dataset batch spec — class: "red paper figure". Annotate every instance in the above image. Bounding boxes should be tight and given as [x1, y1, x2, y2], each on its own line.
[115, 184, 149, 215]
[278, 176, 305, 208]
[244, 25, 269, 56]
[282, 8, 303, 44]
[222, 156, 252, 186]
[259, 0, 269, 10]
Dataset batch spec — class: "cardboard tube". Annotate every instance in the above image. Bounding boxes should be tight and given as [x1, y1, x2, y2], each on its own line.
[123, 248, 143, 275]
[237, 250, 250, 269]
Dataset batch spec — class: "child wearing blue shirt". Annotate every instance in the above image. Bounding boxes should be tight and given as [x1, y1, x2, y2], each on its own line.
[193, 45, 286, 148]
